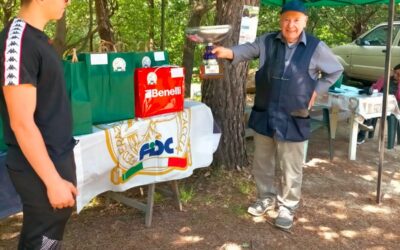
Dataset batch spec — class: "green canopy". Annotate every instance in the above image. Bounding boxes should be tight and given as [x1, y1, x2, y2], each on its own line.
[261, 0, 396, 7]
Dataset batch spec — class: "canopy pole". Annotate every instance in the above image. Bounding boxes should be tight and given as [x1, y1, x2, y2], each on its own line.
[377, 0, 395, 204]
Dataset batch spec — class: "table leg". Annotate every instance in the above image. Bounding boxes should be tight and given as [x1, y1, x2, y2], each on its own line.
[329, 106, 339, 139]
[323, 108, 333, 160]
[105, 181, 182, 228]
[104, 191, 147, 211]
[171, 180, 183, 211]
[348, 113, 359, 160]
[145, 183, 155, 228]
[155, 181, 183, 211]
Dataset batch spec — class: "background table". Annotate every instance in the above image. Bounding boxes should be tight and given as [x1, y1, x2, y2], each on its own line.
[316, 86, 400, 160]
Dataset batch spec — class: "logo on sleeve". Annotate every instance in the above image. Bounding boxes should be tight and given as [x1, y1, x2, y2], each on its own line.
[4, 18, 26, 86]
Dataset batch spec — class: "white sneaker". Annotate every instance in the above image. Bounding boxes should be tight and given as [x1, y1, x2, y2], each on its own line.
[275, 206, 294, 230]
[247, 198, 275, 217]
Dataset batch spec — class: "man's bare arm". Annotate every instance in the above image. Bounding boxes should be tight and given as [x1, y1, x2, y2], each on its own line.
[3, 84, 76, 209]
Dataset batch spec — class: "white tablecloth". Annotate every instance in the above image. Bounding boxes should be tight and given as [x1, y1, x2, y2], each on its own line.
[317, 85, 400, 121]
[74, 101, 220, 212]
[316, 86, 400, 160]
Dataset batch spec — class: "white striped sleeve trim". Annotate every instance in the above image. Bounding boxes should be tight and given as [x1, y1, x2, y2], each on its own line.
[3, 18, 26, 86]
[41, 235, 61, 250]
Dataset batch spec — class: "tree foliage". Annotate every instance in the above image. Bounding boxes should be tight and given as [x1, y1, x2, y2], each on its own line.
[0, 1, 396, 64]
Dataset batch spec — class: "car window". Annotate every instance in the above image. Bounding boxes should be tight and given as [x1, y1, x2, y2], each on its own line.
[361, 25, 400, 46]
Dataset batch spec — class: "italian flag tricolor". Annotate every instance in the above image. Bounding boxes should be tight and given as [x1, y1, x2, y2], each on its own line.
[122, 157, 187, 181]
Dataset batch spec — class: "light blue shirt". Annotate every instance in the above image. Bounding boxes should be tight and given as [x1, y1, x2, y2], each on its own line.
[231, 31, 344, 94]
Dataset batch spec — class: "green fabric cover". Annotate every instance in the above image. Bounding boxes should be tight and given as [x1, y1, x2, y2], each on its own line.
[63, 59, 93, 135]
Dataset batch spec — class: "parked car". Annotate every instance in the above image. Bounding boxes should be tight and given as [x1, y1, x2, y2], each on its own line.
[332, 22, 400, 84]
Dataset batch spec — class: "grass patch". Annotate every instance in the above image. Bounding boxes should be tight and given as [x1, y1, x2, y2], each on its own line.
[180, 185, 195, 204]
[236, 180, 253, 195]
[230, 204, 247, 217]
[84, 196, 103, 209]
[208, 167, 227, 180]
[153, 191, 165, 203]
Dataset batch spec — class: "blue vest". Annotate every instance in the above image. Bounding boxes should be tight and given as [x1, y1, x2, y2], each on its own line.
[249, 32, 320, 142]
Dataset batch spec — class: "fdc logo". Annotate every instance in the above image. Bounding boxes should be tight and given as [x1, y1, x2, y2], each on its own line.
[139, 137, 174, 160]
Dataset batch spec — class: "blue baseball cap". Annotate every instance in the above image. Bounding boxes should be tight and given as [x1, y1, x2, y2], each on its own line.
[281, 0, 307, 15]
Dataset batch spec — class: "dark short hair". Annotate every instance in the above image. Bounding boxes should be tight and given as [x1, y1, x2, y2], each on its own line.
[20, 0, 32, 6]
[394, 64, 400, 71]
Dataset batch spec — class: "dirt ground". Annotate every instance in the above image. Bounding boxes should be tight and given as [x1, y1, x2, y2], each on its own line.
[1, 118, 400, 250]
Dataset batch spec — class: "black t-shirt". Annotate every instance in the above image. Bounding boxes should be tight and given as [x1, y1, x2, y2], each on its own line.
[0, 18, 75, 162]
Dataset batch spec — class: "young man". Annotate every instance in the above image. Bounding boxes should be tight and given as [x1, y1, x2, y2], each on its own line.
[0, 0, 76, 248]
[212, 0, 343, 230]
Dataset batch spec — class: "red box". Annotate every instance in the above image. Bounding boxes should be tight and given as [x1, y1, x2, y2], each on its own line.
[134, 66, 185, 118]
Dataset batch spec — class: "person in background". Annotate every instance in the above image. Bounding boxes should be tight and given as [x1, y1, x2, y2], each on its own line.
[212, 0, 343, 230]
[0, 0, 76, 248]
[357, 63, 400, 144]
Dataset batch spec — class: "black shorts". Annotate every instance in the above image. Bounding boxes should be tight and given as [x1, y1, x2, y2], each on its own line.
[6, 149, 76, 250]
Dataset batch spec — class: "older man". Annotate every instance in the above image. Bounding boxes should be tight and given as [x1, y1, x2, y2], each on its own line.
[213, 0, 343, 230]
[0, 0, 76, 248]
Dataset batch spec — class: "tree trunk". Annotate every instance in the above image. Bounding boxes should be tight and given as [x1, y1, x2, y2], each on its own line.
[147, 0, 155, 51]
[160, 0, 167, 50]
[182, 0, 210, 97]
[202, 0, 259, 169]
[95, 0, 115, 50]
[89, 0, 95, 52]
[53, 13, 67, 57]
[62, 0, 98, 54]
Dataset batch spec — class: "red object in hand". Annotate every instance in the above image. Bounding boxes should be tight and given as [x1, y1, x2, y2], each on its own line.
[134, 67, 185, 118]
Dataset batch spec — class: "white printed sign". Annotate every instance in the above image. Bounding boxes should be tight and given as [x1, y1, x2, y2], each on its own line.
[238, 5, 260, 45]
[90, 53, 108, 65]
